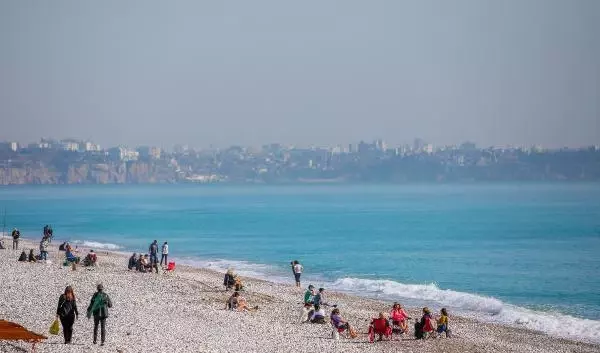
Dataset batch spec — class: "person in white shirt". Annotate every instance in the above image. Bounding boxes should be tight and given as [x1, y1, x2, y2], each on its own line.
[160, 242, 169, 266]
[291, 260, 303, 287]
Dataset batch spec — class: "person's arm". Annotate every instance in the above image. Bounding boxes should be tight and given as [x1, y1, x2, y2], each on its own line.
[87, 293, 95, 313]
[74, 299, 79, 317]
[106, 294, 113, 308]
[56, 295, 64, 317]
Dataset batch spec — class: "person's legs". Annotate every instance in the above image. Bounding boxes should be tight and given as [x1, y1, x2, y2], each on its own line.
[63, 315, 75, 343]
[93, 316, 99, 344]
[100, 318, 106, 344]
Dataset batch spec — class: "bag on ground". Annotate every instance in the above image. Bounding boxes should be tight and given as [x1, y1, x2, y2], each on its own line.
[349, 326, 358, 338]
[49, 319, 60, 335]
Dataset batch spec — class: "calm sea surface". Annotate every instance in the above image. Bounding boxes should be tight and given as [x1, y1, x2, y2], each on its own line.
[1, 183, 599, 342]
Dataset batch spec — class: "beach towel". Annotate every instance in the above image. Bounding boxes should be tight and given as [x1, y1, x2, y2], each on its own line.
[49, 320, 59, 335]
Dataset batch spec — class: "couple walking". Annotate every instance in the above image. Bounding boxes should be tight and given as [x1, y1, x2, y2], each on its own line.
[56, 283, 113, 345]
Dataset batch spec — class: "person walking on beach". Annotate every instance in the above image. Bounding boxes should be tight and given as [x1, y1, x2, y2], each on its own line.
[292, 260, 303, 287]
[39, 238, 49, 261]
[149, 240, 159, 265]
[87, 283, 113, 346]
[160, 241, 169, 266]
[11, 228, 20, 250]
[56, 286, 79, 344]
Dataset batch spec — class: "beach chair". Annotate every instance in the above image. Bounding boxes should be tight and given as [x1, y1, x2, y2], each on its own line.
[163, 261, 175, 274]
[368, 318, 392, 342]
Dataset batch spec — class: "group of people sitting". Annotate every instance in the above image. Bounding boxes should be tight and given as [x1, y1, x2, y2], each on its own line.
[128, 253, 159, 273]
[300, 284, 451, 341]
[127, 240, 170, 274]
[366, 306, 451, 341]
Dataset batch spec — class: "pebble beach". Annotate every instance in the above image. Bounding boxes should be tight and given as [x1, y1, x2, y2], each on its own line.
[1, 239, 599, 353]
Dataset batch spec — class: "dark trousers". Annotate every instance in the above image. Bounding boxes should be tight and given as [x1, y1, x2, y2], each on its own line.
[60, 314, 75, 343]
[93, 316, 106, 344]
[160, 254, 168, 265]
[12, 239, 18, 250]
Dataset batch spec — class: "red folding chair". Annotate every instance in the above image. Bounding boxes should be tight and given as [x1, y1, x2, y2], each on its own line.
[368, 318, 392, 343]
[163, 261, 176, 274]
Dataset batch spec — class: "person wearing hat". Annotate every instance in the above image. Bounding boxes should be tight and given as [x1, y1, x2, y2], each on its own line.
[87, 283, 113, 346]
[417, 307, 435, 339]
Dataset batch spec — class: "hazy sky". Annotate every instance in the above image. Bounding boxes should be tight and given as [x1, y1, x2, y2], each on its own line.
[1, 1, 598, 149]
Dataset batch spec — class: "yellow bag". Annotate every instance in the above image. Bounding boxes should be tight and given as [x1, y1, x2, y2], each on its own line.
[49, 319, 60, 335]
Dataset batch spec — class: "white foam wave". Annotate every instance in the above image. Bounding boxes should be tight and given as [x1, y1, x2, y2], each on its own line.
[71, 240, 122, 250]
[330, 277, 600, 344]
[176, 258, 277, 279]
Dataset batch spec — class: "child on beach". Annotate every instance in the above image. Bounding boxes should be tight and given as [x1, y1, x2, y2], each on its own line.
[437, 308, 450, 337]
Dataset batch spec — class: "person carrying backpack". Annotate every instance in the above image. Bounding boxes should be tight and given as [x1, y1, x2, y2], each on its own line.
[87, 283, 113, 346]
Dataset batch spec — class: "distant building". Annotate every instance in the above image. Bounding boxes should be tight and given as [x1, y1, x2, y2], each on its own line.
[413, 138, 427, 152]
[423, 144, 434, 154]
[84, 141, 101, 152]
[374, 139, 387, 151]
[108, 146, 139, 161]
[9, 142, 18, 151]
[60, 140, 80, 152]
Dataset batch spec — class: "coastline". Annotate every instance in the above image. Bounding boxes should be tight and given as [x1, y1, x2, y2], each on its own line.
[1, 239, 599, 353]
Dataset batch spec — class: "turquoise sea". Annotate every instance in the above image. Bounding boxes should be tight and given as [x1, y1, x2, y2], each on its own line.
[1, 184, 599, 343]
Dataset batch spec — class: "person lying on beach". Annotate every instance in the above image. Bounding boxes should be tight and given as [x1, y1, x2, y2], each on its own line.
[128, 253, 137, 270]
[309, 305, 326, 324]
[224, 269, 236, 291]
[18, 250, 27, 262]
[237, 295, 258, 312]
[28, 249, 36, 262]
[390, 302, 410, 334]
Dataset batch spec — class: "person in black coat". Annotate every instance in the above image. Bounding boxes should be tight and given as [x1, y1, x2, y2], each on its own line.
[56, 286, 79, 344]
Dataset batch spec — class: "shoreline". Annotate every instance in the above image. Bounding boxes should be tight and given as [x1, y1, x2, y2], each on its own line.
[1, 239, 599, 352]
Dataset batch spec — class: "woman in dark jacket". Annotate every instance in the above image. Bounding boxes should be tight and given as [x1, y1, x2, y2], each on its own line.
[87, 283, 112, 346]
[56, 286, 79, 344]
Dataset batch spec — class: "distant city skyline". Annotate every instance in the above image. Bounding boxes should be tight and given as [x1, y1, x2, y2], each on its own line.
[1, 1, 599, 149]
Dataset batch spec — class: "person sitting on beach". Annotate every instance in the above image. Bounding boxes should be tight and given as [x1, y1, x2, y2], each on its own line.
[237, 295, 258, 312]
[128, 253, 137, 270]
[234, 276, 244, 291]
[224, 269, 236, 291]
[330, 308, 353, 336]
[304, 285, 315, 306]
[313, 288, 334, 308]
[0, 238, 5, 249]
[415, 307, 435, 339]
[18, 250, 27, 262]
[28, 249, 36, 262]
[59, 242, 68, 251]
[370, 312, 392, 341]
[437, 308, 450, 338]
[139, 254, 152, 272]
[83, 250, 97, 267]
[226, 291, 240, 310]
[65, 248, 80, 264]
[390, 302, 410, 334]
[309, 305, 326, 324]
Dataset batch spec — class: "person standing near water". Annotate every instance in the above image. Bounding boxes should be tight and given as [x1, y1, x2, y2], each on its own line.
[87, 283, 112, 346]
[160, 241, 169, 266]
[291, 260, 303, 287]
[149, 240, 159, 265]
[56, 286, 79, 344]
[11, 228, 20, 250]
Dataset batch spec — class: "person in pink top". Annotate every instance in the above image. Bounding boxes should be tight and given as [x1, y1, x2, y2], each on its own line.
[390, 302, 410, 334]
